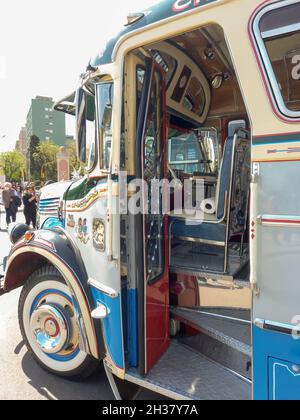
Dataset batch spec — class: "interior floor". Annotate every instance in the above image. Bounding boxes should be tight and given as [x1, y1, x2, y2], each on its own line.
[171, 307, 252, 380]
[126, 341, 251, 400]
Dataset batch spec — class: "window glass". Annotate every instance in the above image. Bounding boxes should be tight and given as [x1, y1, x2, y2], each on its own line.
[136, 66, 146, 125]
[143, 70, 165, 284]
[96, 82, 113, 171]
[264, 32, 300, 112]
[259, 4, 300, 34]
[254, 1, 300, 117]
[149, 50, 177, 87]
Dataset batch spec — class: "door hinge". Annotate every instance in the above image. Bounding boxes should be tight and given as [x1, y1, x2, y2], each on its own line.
[252, 163, 260, 183]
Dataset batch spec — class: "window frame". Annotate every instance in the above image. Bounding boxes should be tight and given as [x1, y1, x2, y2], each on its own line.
[251, 0, 300, 121]
[95, 79, 114, 173]
[83, 87, 98, 173]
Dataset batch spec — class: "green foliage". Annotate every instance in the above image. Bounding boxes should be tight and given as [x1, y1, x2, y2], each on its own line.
[32, 140, 59, 182]
[66, 139, 84, 176]
[29, 135, 41, 179]
[66, 139, 80, 171]
[0, 150, 26, 181]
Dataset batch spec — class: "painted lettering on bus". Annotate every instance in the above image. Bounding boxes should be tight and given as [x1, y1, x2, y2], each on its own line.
[292, 55, 300, 81]
[172, 0, 214, 13]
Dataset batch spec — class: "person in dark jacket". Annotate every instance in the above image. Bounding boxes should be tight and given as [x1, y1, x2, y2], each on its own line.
[23, 186, 38, 229]
[2, 182, 18, 228]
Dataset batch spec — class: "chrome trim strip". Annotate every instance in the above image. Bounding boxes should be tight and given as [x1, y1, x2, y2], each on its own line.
[254, 318, 300, 337]
[174, 236, 226, 247]
[261, 23, 300, 39]
[125, 372, 190, 401]
[172, 307, 252, 325]
[88, 278, 118, 299]
[252, 0, 300, 120]
[257, 215, 300, 227]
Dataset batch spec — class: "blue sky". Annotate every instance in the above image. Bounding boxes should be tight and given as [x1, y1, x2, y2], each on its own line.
[0, 0, 154, 152]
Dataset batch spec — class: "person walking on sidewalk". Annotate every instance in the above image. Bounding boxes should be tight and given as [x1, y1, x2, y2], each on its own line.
[2, 183, 19, 228]
[23, 185, 38, 229]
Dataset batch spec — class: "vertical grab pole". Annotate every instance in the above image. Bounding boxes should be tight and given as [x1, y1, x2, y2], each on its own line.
[107, 174, 113, 261]
[250, 166, 260, 296]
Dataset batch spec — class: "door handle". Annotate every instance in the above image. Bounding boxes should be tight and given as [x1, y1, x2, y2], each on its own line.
[91, 303, 109, 320]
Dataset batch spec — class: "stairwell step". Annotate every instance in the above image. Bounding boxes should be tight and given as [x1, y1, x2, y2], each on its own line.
[171, 307, 252, 380]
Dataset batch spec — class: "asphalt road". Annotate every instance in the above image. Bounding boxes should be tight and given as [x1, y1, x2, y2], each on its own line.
[0, 212, 160, 401]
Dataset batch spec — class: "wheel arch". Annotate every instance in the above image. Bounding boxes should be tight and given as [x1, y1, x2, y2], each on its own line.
[4, 230, 104, 361]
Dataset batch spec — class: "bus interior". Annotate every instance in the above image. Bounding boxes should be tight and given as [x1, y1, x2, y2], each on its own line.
[123, 23, 252, 399]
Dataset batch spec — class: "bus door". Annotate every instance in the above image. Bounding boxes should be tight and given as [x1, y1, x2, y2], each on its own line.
[137, 60, 170, 374]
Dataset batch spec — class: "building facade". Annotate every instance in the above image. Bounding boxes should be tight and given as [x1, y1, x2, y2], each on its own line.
[15, 127, 27, 154]
[26, 96, 66, 147]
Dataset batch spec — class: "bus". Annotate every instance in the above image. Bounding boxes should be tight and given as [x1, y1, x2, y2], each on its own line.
[1, 0, 300, 400]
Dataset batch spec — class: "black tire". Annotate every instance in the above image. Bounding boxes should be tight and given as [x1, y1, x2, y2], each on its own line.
[18, 265, 100, 380]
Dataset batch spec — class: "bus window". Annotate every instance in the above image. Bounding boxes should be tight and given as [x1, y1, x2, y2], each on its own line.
[168, 128, 220, 176]
[253, 0, 300, 119]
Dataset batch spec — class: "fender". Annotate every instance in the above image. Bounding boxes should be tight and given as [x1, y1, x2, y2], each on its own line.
[3, 227, 104, 361]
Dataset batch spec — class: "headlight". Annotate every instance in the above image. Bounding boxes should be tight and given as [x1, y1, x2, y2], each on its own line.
[8, 223, 30, 245]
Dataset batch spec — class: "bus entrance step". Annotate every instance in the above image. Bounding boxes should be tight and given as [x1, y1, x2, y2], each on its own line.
[171, 307, 252, 380]
[126, 341, 251, 400]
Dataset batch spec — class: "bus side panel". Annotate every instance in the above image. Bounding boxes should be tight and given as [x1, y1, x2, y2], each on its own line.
[252, 152, 300, 400]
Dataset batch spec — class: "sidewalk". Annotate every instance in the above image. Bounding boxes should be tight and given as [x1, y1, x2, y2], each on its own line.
[0, 206, 25, 231]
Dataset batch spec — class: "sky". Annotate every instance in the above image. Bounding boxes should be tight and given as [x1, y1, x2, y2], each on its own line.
[0, 0, 155, 152]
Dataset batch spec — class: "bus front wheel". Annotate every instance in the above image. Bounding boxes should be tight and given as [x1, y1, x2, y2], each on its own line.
[18, 265, 99, 379]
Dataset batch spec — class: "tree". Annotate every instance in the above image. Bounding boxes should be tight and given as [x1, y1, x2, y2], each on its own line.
[66, 139, 80, 171]
[29, 135, 41, 180]
[0, 150, 26, 182]
[32, 141, 59, 182]
[66, 139, 84, 177]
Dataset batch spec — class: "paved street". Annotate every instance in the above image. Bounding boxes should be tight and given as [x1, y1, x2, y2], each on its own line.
[0, 212, 157, 401]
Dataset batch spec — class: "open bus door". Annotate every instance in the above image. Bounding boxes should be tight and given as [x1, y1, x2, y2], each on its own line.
[136, 59, 170, 374]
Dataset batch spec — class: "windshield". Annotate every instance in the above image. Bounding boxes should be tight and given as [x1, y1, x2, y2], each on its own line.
[168, 128, 220, 175]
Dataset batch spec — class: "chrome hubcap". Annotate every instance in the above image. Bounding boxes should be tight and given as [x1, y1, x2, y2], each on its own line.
[30, 304, 72, 355]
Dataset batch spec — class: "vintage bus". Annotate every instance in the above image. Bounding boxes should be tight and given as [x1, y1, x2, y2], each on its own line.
[1, 0, 300, 400]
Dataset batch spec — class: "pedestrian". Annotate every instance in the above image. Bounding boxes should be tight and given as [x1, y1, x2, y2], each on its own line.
[1, 182, 19, 228]
[23, 185, 38, 229]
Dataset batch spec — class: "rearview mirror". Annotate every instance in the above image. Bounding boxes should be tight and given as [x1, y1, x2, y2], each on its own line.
[75, 87, 87, 163]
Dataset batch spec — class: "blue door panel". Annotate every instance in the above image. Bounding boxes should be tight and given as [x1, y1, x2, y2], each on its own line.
[253, 326, 300, 400]
[90, 288, 124, 369]
[269, 358, 300, 400]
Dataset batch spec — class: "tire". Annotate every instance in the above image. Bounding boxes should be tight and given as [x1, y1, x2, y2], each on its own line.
[18, 265, 99, 380]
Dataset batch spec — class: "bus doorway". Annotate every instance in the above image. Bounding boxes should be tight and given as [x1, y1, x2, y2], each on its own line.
[124, 22, 252, 399]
